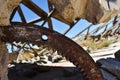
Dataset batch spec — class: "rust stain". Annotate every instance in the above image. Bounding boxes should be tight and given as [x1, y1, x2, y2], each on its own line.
[0, 24, 103, 80]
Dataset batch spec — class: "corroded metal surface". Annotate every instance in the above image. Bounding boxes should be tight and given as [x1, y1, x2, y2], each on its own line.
[0, 24, 103, 80]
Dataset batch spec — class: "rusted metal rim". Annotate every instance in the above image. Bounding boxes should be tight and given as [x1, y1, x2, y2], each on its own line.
[1, 24, 103, 80]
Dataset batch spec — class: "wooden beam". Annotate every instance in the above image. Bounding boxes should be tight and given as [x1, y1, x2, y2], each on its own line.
[28, 18, 43, 24]
[47, 1, 54, 30]
[72, 24, 93, 38]
[22, 0, 47, 19]
[90, 23, 107, 34]
[10, 7, 18, 22]
[18, 6, 27, 23]
[22, 0, 73, 25]
[41, 9, 55, 29]
[63, 19, 80, 35]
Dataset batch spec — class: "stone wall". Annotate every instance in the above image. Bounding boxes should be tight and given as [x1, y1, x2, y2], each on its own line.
[0, 42, 8, 80]
[0, 0, 21, 80]
[49, 0, 120, 24]
[0, 0, 22, 26]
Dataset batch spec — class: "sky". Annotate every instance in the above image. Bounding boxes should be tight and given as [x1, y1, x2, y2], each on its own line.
[12, 0, 118, 38]
[9, 0, 119, 53]
[9, 0, 95, 53]
[9, 0, 94, 53]
[12, 0, 93, 38]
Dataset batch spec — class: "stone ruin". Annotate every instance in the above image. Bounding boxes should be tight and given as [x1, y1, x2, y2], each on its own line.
[0, 0, 120, 80]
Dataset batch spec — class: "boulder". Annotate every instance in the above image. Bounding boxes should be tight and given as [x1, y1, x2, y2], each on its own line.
[97, 58, 120, 79]
[114, 49, 120, 61]
[49, 0, 120, 24]
[100, 69, 117, 80]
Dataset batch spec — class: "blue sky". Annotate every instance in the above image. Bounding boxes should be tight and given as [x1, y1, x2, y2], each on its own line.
[12, 0, 116, 38]
[12, 0, 94, 38]
[9, 0, 118, 53]
[10, 0, 95, 53]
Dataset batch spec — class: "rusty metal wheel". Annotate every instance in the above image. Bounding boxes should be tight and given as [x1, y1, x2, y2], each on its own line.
[2, 0, 103, 80]
[1, 24, 103, 80]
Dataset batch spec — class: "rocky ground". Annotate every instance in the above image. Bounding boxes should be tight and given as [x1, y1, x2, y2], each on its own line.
[8, 41, 120, 80]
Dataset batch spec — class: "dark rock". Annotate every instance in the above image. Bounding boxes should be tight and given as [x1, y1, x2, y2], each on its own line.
[100, 69, 117, 80]
[114, 50, 120, 61]
[97, 58, 120, 79]
[8, 62, 85, 80]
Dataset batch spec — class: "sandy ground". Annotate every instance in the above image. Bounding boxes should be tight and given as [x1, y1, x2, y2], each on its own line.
[90, 41, 120, 61]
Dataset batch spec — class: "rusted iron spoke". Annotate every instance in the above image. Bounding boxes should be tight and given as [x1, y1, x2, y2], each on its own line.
[63, 19, 80, 35]
[20, 0, 72, 26]
[84, 27, 90, 40]
[47, 18, 53, 30]
[47, 0, 54, 30]
[102, 25, 108, 34]
[18, 6, 27, 23]
[10, 7, 19, 22]
[113, 15, 118, 26]
[0, 24, 103, 80]
[63, 27, 71, 35]
[22, 0, 53, 30]
[22, 0, 47, 20]
[90, 23, 107, 35]
[72, 24, 93, 39]
[41, 9, 55, 30]
[28, 18, 43, 24]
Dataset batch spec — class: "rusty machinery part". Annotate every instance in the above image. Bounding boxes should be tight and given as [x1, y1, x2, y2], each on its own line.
[0, 24, 103, 80]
